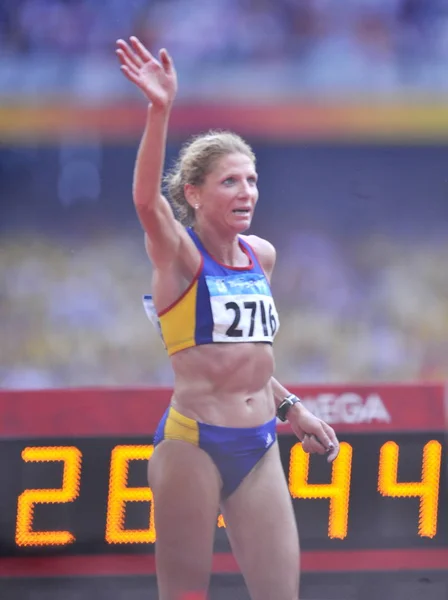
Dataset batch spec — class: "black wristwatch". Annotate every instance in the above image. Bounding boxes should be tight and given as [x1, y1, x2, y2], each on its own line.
[276, 394, 301, 422]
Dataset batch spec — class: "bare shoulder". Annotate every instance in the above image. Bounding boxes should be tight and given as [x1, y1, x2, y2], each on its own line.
[241, 234, 277, 280]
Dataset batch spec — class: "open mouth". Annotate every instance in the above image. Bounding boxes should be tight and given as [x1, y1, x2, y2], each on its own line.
[232, 209, 251, 215]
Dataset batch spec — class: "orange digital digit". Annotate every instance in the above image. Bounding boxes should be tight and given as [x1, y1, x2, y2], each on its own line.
[288, 442, 352, 539]
[106, 445, 155, 544]
[15, 446, 82, 547]
[378, 440, 441, 538]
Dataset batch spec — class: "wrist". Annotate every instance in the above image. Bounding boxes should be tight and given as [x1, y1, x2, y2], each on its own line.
[287, 401, 305, 419]
[148, 100, 173, 116]
[276, 394, 301, 422]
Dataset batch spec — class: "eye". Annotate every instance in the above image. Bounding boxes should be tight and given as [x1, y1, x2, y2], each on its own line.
[223, 177, 235, 186]
[247, 176, 257, 185]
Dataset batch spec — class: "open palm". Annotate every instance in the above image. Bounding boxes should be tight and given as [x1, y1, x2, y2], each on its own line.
[116, 36, 177, 108]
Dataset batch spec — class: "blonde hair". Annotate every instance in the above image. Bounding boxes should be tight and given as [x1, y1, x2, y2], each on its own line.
[164, 130, 256, 225]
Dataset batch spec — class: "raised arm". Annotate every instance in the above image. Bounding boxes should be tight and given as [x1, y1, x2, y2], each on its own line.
[116, 37, 198, 272]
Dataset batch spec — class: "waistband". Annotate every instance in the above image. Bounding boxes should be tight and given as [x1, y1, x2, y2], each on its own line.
[169, 406, 277, 434]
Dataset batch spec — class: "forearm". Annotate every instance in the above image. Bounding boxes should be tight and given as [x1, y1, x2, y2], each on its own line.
[133, 104, 171, 210]
[270, 376, 294, 408]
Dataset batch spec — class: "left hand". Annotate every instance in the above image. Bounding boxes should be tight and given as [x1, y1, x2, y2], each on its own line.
[116, 37, 177, 109]
[287, 403, 340, 462]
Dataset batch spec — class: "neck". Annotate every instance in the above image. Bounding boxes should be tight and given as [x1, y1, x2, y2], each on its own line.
[192, 223, 247, 267]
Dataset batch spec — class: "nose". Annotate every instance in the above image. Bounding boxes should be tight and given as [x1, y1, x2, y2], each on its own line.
[237, 180, 253, 198]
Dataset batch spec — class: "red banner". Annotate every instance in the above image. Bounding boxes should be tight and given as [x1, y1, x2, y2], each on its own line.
[0, 383, 445, 438]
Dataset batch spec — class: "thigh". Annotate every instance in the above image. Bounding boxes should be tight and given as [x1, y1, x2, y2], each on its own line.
[220, 442, 300, 600]
[148, 439, 222, 600]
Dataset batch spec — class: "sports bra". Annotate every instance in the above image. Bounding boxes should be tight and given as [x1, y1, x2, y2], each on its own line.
[143, 228, 280, 356]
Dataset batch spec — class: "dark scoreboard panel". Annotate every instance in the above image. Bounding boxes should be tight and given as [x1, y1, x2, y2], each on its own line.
[0, 384, 447, 572]
[0, 431, 446, 557]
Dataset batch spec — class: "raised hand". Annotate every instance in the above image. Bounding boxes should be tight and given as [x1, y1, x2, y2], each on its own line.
[116, 37, 177, 109]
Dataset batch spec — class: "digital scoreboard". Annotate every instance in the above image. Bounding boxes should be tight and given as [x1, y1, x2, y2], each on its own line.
[0, 384, 447, 578]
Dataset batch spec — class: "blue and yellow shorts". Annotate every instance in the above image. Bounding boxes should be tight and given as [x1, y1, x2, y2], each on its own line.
[154, 406, 277, 498]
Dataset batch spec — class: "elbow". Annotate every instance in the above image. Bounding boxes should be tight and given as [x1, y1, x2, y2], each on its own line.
[134, 200, 155, 221]
[133, 188, 155, 212]
[133, 198, 163, 227]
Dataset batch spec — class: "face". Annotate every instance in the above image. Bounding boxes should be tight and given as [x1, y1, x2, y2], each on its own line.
[192, 152, 259, 233]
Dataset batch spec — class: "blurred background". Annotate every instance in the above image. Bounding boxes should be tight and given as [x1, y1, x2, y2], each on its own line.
[1, 0, 448, 390]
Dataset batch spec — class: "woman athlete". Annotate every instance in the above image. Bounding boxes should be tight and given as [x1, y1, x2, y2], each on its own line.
[116, 36, 340, 600]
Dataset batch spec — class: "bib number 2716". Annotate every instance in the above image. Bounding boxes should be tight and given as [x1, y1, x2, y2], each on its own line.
[225, 299, 277, 338]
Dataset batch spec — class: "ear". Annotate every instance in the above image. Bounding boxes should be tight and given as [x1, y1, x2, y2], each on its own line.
[184, 183, 199, 209]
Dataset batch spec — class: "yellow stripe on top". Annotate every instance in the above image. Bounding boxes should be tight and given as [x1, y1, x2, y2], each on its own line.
[159, 279, 198, 356]
[164, 407, 199, 446]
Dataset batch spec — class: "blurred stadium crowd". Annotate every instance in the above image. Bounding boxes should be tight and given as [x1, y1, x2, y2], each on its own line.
[1, 0, 448, 98]
[1, 0, 448, 391]
[0, 0, 444, 60]
[2, 228, 448, 389]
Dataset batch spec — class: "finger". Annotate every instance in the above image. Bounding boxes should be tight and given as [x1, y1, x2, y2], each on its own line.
[159, 48, 173, 73]
[309, 421, 337, 451]
[116, 39, 143, 68]
[130, 36, 154, 63]
[304, 436, 326, 455]
[309, 434, 327, 455]
[119, 65, 141, 87]
[295, 427, 305, 442]
[321, 422, 339, 452]
[327, 443, 340, 463]
[301, 436, 312, 453]
[302, 434, 326, 455]
[309, 425, 333, 453]
[116, 50, 140, 77]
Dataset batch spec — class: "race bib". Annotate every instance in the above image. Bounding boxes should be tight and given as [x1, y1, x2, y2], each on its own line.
[205, 273, 279, 343]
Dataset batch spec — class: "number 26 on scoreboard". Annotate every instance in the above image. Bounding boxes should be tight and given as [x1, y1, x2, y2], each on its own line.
[15, 440, 442, 547]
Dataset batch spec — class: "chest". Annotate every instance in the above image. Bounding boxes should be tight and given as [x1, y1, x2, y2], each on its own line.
[199, 270, 279, 343]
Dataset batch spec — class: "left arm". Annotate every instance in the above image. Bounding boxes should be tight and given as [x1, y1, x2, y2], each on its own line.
[245, 234, 340, 463]
[271, 376, 339, 462]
